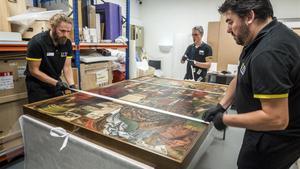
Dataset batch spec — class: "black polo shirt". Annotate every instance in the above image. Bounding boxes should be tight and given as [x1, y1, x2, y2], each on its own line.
[235, 19, 300, 137]
[184, 42, 212, 81]
[25, 30, 73, 83]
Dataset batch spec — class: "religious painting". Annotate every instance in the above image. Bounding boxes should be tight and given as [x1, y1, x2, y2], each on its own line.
[24, 76, 227, 168]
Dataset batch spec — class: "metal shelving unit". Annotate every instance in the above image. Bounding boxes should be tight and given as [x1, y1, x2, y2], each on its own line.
[71, 0, 130, 86]
[0, 0, 130, 87]
[0, 0, 130, 164]
[0, 42, 127, 52]
[125, 0, 130, 79]
[72, 0, 81, 88]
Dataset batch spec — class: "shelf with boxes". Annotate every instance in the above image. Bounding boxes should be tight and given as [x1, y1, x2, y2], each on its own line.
[0, 43, 128, 167]
[0, 42, 28, 52]
[79, 42, 127, 50]
[0, 40, 127, 91]
[0, 53, 27, 165]
[0, 54, 27, 104]
[0, 46, 127, 166]
[0, 0, 130, 165]
[0, 41, 127, 52]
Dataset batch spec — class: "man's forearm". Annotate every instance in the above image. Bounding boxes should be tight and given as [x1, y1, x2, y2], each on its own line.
[63, 66, 75, 86]
[223, 95, 289, 131]
[223, 109, 287, 131]
[194, 61, 211, 69]
[31, 70, 58, 86]
[219, 77, 237, 108]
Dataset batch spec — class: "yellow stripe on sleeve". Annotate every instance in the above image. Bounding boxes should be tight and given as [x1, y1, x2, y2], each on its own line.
[66, 56, 73, 59]
[254, 93, 289, 99]
[26, 57, 42, 61]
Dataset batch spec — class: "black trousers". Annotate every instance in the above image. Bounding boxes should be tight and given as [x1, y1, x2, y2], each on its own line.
[184, 73, 206, 82]
[238, 130, 300, 169]
[26, 78, 63, 103]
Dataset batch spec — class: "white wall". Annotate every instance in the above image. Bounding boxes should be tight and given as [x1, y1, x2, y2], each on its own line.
[140, 0, 300, 79]
[272, 0, 300, 19]
[272, 0, 300, 28]
[130, 0, 143, 26]
[140, 0, 221, 79]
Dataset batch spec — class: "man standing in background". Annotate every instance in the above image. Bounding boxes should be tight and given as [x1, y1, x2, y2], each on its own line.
[181, 26, 212, 82]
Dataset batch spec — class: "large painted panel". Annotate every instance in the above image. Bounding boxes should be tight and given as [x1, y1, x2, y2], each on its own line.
[23, 77, 227, 168]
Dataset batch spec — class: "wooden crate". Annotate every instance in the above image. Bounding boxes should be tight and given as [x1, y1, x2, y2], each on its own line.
[7, 0, 27, 16]
[22, 20, 50, 39]
[0, 0, 11, 32]
[0, 59, 27, 104]
[207, 22, 220, 63]
[60, 67, 79, 87]
[0, 98, 27, 147]
[207, 17, 243, 71]
[217, 16, 243, 71]
[80, 61, 113, 90]
[0, 137, 23, 164]
[293, 28, 300, 36]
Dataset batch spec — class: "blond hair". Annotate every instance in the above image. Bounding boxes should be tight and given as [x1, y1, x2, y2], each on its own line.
[49, 13, 73, 29]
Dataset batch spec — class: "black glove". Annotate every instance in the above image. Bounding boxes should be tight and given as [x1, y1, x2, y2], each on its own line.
[213, 113, 227, 130]
[55, 81, 69, 91]
[202, 103, 226, 122]
[181, 55, 187, 62]
[69, 84, 76, 93]
[188, 59, 195, 66]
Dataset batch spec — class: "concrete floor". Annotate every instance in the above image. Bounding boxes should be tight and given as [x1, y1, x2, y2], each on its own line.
[2, 128, 299, 169]
[2, 127, 244, 169]
[195, 127, 244, 169]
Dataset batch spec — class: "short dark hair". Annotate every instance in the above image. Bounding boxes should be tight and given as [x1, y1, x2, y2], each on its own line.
[218, 0, 274, 20]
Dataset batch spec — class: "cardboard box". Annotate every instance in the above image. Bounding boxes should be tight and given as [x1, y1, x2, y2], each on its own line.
[131, 25, 144, 48]
[0, 59, 27, 103]
[0, 31, 22, 41]
[207, 22, 220, 62]
[0, 0, 11, 32]
[293, 28, 300, 36]
[7, 0, 27, 16]
[22, 20, 50, 39]
[0, 98, 26, 142]
[88, 5, 96, 28]
[60, 67, 79, 88]
[26, 7, 47, 13]
[0, 136, 23, 159]
[137, 66, 155, 77]
[216, 16, 243, 71]
[39, 0, 83, 39]
[80, 61, 113, 90]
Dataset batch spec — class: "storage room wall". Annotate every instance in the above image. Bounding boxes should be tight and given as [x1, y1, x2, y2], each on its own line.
[272, 0, 300, 19]
[272, 0, 300, 28]
[140, 0, 300, 79]
[140, 0, 221, 79]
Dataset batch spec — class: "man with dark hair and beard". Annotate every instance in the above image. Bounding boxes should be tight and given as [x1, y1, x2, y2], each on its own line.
[25, 13, 75, 103]
[202, 0, 300, 169]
